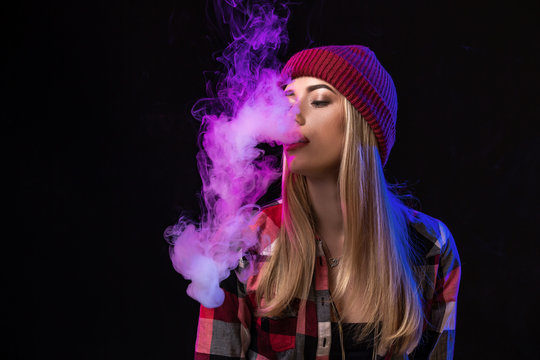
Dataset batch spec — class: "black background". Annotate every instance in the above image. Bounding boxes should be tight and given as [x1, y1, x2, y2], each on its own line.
[7, 0, 540, 359]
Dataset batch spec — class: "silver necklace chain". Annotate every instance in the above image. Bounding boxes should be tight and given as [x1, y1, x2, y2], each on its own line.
[328, 256, 343, 268]
[318, 236, 343, 268]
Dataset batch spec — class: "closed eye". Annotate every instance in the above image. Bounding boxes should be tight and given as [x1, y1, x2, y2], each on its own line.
[311, 101, 330, 108]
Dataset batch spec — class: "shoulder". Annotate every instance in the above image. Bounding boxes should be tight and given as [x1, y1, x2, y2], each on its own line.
[405, 208, 459, 262]
[255, 200, 282, 227]
[250, 201, 282, 256]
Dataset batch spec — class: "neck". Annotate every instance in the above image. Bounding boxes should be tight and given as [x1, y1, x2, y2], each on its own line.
[306, 174, 344, 258]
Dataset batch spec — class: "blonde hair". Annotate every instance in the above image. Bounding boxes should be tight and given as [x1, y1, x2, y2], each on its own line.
[256, 99, 424, 356]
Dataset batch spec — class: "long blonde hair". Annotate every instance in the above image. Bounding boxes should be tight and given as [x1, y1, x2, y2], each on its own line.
[256, 99, 424, 356]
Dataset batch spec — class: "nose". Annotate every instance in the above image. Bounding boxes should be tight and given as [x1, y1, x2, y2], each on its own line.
[295, 111, 305, 126]
[289, 96, 305, 126]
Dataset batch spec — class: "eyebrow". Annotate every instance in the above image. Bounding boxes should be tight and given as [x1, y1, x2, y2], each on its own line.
[306, 84, 336, 94]
[284, 83, 337, 95]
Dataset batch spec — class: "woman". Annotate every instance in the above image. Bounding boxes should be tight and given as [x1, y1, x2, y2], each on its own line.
[194, 45, 461, 360]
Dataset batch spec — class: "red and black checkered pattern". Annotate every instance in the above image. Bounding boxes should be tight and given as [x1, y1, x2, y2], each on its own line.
[194, 203, 461, 359]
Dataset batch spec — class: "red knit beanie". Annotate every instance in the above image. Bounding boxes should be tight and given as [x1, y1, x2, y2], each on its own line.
[281, 45, 397, 166]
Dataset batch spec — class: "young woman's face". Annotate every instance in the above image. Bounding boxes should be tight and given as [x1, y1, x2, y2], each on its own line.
[283, 76, 345, 178]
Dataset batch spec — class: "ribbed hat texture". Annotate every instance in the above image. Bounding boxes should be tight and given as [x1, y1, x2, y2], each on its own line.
[281, 45, 397, 166]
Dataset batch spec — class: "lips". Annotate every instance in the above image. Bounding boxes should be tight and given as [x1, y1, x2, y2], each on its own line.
[285, 137, 309, 151]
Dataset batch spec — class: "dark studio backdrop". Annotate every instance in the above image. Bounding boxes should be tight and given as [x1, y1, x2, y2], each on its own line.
[7, 0, 539, 359]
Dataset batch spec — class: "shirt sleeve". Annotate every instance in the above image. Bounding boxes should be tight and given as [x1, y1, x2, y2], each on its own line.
[194, 267, 252, 360]
[411, 221, 462, 360]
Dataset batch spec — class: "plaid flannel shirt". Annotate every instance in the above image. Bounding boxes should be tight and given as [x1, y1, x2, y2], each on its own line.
[195, 203, 461, 360]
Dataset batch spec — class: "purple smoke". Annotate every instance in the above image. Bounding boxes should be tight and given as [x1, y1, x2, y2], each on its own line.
[164, 0, 298, 308]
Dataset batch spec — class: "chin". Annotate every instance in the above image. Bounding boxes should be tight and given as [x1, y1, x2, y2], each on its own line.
[287, 164, 310, 177]
[288, 165, 324, 178]
[288, 162, 340, 179]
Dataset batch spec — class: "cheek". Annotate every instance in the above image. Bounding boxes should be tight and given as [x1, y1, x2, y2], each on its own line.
[320, 115, 345, 159]
[319, 136, 344, 167]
